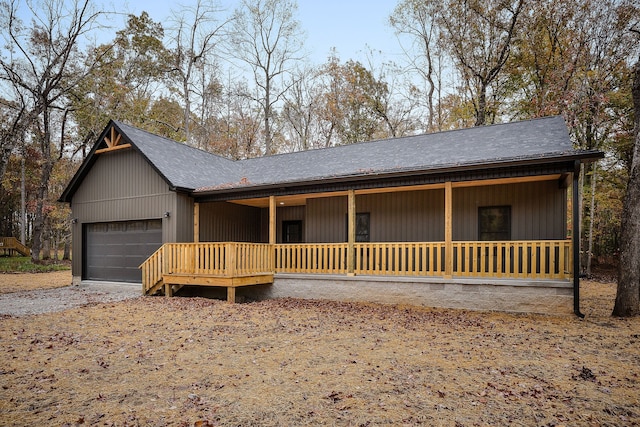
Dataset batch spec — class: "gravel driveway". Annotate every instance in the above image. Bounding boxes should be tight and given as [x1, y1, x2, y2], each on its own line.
[0, 282, 141, 316]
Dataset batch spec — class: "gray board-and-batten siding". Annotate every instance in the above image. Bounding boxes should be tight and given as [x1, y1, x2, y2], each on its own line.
[69, 148, 568, 278]
[70, 149, 194, 278]
[197, 180, 567, 244]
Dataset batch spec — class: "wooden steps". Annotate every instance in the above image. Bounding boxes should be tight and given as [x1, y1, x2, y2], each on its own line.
[140, 243, 275, 302]
[0, 237, 30, 257]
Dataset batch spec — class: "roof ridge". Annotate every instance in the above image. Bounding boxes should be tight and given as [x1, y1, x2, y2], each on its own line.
[114, 116, 565, 166]
[240, 115, 565, 162]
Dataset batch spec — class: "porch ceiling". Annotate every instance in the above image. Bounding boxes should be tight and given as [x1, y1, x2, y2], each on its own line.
[228, 174, 562, 208]
[231, 191, 348, 208]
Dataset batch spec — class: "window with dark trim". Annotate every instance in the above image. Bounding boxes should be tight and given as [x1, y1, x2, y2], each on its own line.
[282, 220, 303, 243]
[478, 206, 511, 241]
[345, 212, 370, 242]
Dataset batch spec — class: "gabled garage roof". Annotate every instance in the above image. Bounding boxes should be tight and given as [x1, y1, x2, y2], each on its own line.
[114, 121, 241, 191]
[60, 116, 602, 203]
[60, 120, 242, 202]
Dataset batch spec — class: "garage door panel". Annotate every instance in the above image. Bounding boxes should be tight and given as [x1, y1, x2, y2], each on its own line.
[85, 220, 162, 283]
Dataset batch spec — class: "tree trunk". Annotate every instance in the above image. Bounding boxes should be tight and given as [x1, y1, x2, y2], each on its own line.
[264, 106, 271, 155]
[42, 216, 51, 260]
[613, 58, 640, 317]
[53, 235, 59, 261]
[42, 238, 51, 260]
[20, 154, 26, 245]
[475, 81, 487, 126]
[264, 71, 272, 156]
[183, 77, 191, 146]
[63, 239, 70, 261]
[31, 159, 53, 263]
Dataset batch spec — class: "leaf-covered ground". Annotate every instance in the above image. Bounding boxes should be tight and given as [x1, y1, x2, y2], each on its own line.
[0, 278, 638, 426]
[0, 270, 71, 294]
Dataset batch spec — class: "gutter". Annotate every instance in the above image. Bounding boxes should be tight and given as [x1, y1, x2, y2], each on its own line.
[573, 160, 585, 318]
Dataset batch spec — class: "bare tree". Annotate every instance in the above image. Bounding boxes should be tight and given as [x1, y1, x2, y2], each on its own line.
[439, 0, 524, 126]
[0, 2, 35, 182]
[0, 0, 105, 262]
[0, 96, 30, 183]
[231, 0, 305, 155]
[166, 0, 230, 146]
[390, 0, 444, 132]
[281, 65, 323, 152]
[363, 51, 419, 139]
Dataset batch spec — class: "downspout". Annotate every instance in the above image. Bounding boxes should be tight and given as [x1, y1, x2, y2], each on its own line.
[573, 160, 585, 318]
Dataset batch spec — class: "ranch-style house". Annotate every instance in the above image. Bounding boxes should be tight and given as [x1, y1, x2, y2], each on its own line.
[59, 116, 602, 315]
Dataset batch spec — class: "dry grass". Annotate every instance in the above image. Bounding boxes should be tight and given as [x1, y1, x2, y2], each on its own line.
[0, 276, 638, 426]
[0, 270, 71, 294]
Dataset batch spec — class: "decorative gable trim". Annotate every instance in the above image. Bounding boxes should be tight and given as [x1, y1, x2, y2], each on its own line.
[95, 126, 131, 154]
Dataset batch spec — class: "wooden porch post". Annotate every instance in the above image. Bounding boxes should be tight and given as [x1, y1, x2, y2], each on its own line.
[269, 196, 276, 245]
[269, 196, 277, 272]
[193, 202, 200, 243]
[347, 189, 356, 276]
[227, 287, 236, 304]
[444, 181, 453, 278]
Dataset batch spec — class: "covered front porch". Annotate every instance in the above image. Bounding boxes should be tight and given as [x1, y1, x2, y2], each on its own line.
[140, 173, 579, 313]
[140, 239, 572, 309]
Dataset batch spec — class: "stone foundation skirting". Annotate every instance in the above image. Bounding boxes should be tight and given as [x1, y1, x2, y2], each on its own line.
[78, 273, 573, 315]
[246, 274, 573, 315]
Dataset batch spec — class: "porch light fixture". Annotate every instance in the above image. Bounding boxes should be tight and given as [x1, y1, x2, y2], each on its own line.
[279, 202, 285, 205]
[163, 211, 170, 218]
[71, 218, 78, 224]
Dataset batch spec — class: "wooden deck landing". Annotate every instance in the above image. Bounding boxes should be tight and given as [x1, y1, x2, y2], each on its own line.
[160, 273, 274, 302]
[140, 243, 275, 302]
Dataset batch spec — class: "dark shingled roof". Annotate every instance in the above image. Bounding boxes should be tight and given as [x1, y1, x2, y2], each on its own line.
[231, 115, 577, 190]
[60, 116, 602, 203]
[113, 121, 241, 190]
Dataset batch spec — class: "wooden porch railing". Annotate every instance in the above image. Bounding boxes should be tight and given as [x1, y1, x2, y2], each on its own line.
[163, 242, 273, 276]
[140, 242, 274, 295]
[452, 240, 572, 279]
[140, 246, 165, 294]
[0, 237, 30, 256]
[354, 242, 446, 276]
[274, 243, 349, 274]
[141, 239, 573, 295]
[274, 240, 571, 279]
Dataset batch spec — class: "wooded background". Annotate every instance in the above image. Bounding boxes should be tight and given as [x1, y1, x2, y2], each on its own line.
[0, 0, 638, 274]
